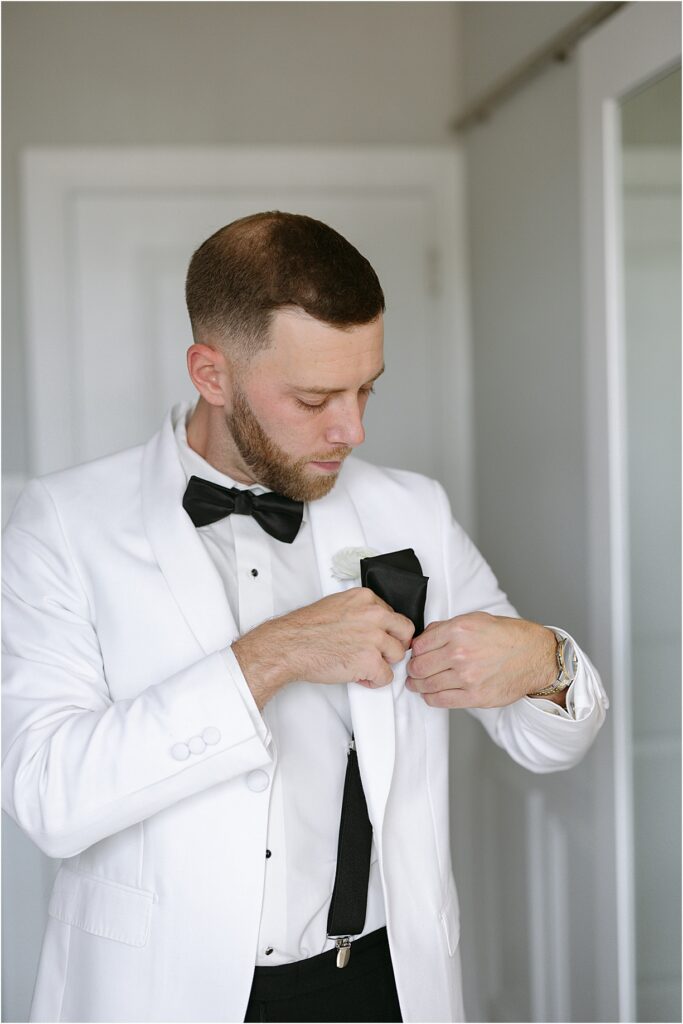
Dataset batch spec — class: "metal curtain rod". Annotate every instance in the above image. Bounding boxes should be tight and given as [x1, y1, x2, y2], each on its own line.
[451, 1, 628, 133]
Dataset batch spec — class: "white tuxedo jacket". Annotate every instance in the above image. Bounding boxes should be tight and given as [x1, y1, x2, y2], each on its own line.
[2, 402, 608, 1023]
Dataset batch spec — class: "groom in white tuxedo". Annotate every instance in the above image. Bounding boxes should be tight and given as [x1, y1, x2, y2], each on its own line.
[2, 212, 608, 1024]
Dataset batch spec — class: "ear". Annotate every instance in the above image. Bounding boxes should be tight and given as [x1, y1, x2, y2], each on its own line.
[186, 343, 234, 407]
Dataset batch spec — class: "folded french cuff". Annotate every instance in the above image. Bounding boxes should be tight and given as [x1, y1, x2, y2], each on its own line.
[221, 645, 272, 748]
[522, 626, 609, 722]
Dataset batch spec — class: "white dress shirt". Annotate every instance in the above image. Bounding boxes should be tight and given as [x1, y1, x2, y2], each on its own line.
[174, 406, 386, 966]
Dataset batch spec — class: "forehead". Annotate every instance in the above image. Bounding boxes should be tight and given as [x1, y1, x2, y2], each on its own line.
[256, 307, 384, 385]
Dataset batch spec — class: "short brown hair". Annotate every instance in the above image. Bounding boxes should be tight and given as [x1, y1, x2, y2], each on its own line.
[185, 211, 385, 358]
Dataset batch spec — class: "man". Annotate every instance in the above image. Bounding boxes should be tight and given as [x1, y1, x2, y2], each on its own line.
[2, 212, 608, 1023]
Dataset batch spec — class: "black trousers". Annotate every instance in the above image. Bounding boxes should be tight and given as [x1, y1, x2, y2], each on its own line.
[243, 927, 403, 1023]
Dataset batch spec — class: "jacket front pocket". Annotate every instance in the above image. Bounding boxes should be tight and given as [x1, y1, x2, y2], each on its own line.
[48, 865, 156, 947]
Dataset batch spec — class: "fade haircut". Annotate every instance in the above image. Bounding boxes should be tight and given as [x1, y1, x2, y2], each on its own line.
[185, 211, 385, 359]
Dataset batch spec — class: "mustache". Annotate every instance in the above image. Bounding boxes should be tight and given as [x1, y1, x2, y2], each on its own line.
[308, 450, 352, 463]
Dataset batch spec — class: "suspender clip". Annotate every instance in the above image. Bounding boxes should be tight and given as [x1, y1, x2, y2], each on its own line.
[334, 936, 352, 968]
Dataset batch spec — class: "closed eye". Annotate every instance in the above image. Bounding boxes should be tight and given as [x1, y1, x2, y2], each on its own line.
[295, 397, 328, 411]
[295, 385, 375, 412]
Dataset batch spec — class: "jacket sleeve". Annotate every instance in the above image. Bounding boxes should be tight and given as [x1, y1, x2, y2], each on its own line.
[432, 478, 609, 773]
[2, 478, 273, 859]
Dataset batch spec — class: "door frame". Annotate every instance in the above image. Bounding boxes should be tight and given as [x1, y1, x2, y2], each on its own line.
[578, 4, 681, 1019]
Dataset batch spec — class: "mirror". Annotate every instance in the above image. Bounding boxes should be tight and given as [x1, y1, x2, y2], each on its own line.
[619, 65, 681, 1022]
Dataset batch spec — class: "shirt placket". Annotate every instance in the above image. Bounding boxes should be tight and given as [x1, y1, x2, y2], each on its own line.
[231, 514, 289, 963]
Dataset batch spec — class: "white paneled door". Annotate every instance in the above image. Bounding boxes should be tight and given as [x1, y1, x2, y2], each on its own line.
[9, 144, 483, 1024]
[20, 147, 472, 528]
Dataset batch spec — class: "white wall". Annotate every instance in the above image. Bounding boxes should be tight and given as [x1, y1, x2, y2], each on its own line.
[457, 5, 604, 1020]
[459, 1, 589, 638]
[2, 0, 460, 476]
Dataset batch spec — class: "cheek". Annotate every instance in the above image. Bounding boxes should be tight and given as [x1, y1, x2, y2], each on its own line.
[260, 405, 323, 452]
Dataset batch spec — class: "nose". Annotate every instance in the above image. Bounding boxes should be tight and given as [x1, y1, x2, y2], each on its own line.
[324, 398, 366, 448]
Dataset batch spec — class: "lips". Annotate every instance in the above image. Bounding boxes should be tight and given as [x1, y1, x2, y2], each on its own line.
[310, 460, 342, 471]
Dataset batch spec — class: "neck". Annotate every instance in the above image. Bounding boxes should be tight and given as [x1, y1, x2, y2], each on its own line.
[186, 397, 256, 485]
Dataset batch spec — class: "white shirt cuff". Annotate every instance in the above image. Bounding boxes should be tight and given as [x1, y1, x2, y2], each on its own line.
[522, 626, 610, 721]
[220, 645, 272, 748]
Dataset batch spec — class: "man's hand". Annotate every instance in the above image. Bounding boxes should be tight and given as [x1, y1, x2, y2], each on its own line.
[232, 588, 415, 710]
[405, 612, 558, 709]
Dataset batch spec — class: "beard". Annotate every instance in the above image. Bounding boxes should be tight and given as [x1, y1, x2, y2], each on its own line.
[225, 383, 351, 502]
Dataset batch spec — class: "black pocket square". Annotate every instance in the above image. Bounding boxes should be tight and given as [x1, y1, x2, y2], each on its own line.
[359, 548, 428, 636]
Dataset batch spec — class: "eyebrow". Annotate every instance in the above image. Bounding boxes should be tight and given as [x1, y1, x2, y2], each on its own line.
[293, 365, 385, 396]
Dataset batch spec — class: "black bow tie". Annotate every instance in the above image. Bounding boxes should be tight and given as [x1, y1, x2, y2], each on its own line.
[182, 475, 304, 543]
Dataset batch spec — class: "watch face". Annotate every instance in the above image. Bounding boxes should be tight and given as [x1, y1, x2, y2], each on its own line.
[564, 639, 578, 680]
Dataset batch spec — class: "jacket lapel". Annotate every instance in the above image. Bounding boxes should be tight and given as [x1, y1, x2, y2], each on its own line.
[141, 402, 240, 656]
[308, 467, 397, 845]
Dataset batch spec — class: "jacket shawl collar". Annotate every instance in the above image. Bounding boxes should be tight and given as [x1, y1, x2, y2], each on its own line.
[141, 402, 240, 656]
[307, 464, 397, 845]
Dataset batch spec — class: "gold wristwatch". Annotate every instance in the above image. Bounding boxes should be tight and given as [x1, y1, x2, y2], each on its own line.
[531, 631, 578, 697]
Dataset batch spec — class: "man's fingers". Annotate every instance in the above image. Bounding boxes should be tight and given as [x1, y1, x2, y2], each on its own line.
[371, 658, 394, 687]
[358, 588, 395, 612]
[358, 590, 414, 648]
[378, 631, 409, 666]
[406, 646, 454, 681]
[406, 668, 462, 695]
[410, 621, 451, 655]
[383, 611, 415, 649]
[422, 687, 472, 709]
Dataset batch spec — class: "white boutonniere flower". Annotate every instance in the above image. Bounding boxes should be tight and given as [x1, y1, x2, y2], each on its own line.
[330, 546, 380, 582]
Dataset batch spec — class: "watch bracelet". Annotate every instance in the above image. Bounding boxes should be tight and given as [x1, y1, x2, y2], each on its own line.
[530, 632, 572, 697]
